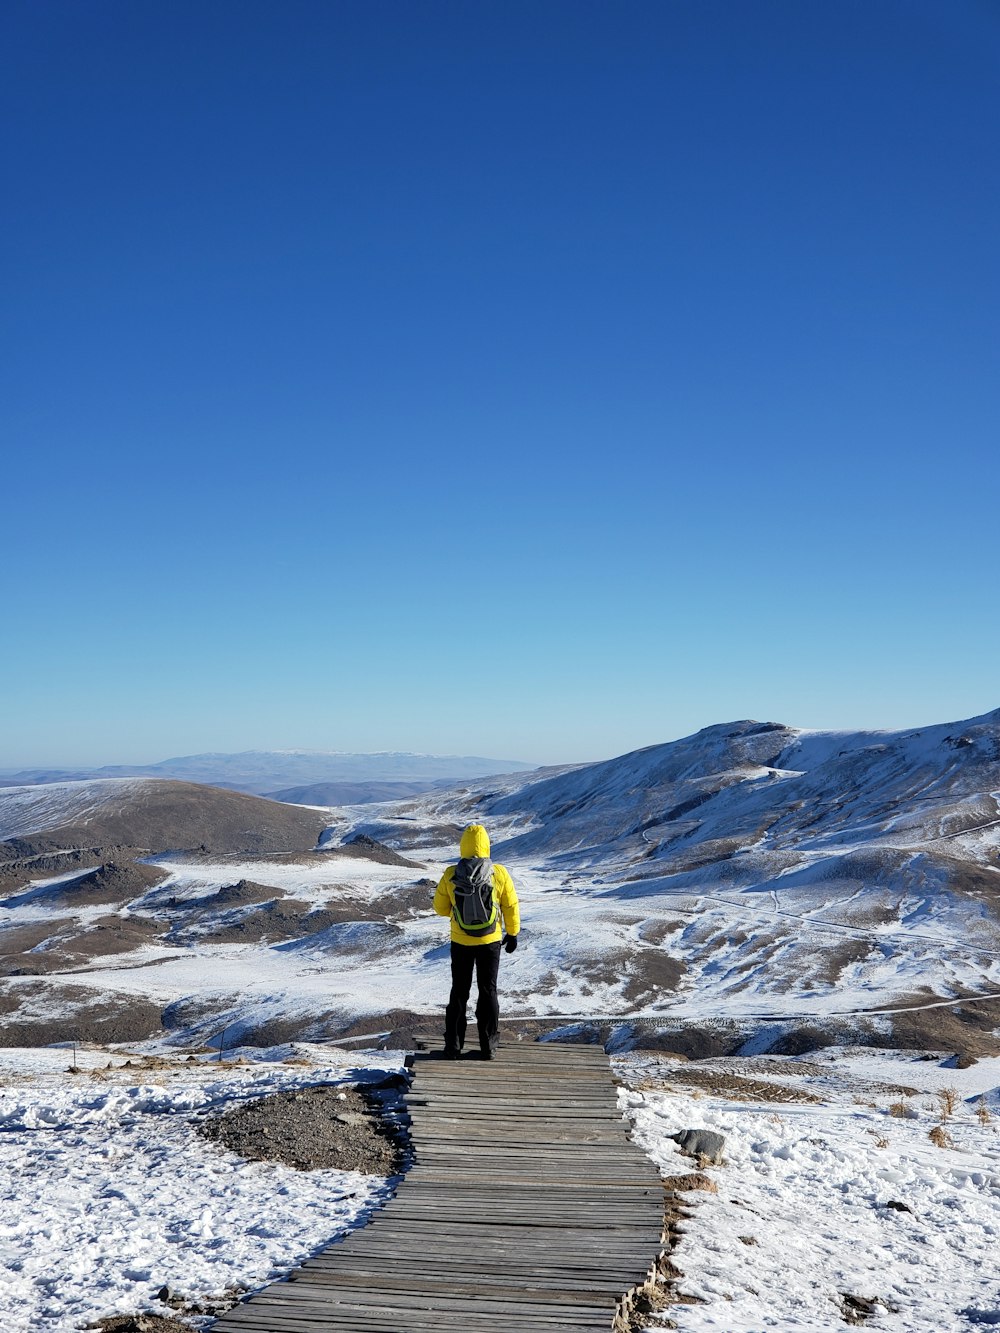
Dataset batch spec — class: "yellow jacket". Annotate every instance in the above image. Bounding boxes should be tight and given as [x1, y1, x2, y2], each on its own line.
[434, 824, 520, 946]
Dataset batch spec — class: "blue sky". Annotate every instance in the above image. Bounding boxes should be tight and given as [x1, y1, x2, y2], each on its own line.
[2, 0, 998, 768]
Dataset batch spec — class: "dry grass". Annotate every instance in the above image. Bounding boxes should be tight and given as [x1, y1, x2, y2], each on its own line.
[937, 1086, 960, 1122]
[887, 1100, 913, 1119]
[664, 1068, 820, 1104]
[866, 1129, 890, 1149]
[662, 1172, 718, 1194]
[928, 1125, 955, 1149]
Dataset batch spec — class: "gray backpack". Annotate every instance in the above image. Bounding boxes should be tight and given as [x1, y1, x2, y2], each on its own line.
[452, 856, 499, 937]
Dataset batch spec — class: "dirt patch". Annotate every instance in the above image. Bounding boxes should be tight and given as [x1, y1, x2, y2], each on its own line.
[559, 948, 683, 1003]
[196, 1081, 406, 1173]
[186, 878, 281, 909]
[651, 1068, 822, 1103]
[565, 949, 631, 990]
[1, 854, 165, 909]
[808, 938, 882, 987]
[764, 1025, 839, 1056]
[636, 919, 683, 945]
[383, 879, 437, 920]
[90, 1316, 197, 1333]
[172, 838, 425, 870]
[0, 921, 60, 968]
[166, 886, 414, 947]
[76, 915, 167, 957]
[627, 1024, 748, 1059]
[1, 914, 168, 976]
[170, 897, 338, 946]
[620, 1003, 1000, 1062]
[339, 834, 423, 868]
[883, 994, 1000, 1061]
[89, 1285, 244, 1331]
[156, 995, 358, 1048]
[332, 1008, 433, 1047]
[622, 949, 685, 1004]
[54, 860, 165, 906]
[374, 821, 465, 851]
[655, 835, 752, 873]
[719, 1057, 831, 1078]
[925, 849, 1000, 917]
[0, 983, 164, 1046]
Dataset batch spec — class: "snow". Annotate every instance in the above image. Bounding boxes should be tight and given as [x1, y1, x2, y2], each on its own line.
[4, 710, 1000, 1327]
[7, 1036, 999, 1331]
[7, 709, 1000, 1041]
[618, 1047, 1000, 1332]
[4, 832, 1000, 1040]
[0, 780, 150, 841]
[0, 1046, 406, 1332]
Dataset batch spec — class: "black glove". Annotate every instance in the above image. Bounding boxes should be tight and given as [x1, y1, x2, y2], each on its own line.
[503, 934, 518, 954]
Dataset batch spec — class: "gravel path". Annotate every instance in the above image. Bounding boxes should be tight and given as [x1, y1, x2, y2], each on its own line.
[196, 1081, 406, 1173]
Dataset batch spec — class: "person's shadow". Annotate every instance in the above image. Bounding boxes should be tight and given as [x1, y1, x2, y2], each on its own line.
[414, 1049, 493, 1061]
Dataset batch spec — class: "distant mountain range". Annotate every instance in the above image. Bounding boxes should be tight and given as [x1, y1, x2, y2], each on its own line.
[0, 750, 535, 798]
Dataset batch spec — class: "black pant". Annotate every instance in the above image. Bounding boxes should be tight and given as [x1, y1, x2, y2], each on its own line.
[444, 941, 501, 1055]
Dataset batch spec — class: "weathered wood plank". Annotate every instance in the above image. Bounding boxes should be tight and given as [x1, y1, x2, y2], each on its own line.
[212, 1041, 662, 1332]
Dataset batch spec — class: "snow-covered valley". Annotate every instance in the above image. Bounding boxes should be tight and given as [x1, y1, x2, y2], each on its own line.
[3, 709, 999, 1054]
[2, 1040, 998, 1332]
[2, 708, 1000, 1330]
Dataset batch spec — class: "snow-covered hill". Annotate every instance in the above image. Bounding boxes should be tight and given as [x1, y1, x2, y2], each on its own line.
[2, 709, 999, 1056]
[3, 711, 1000, 1333]
[0, 778, 328, 854]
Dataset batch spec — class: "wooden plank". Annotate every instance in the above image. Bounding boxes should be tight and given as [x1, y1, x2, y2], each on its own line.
[212, 1042, 663, 1333]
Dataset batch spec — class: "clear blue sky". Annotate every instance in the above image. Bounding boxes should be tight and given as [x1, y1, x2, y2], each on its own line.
[2, 0, 998, 768]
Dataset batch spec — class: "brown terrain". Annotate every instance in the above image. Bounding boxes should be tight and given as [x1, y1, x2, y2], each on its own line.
[6, 780, 329, 856]
[0, 778, 435, 1046]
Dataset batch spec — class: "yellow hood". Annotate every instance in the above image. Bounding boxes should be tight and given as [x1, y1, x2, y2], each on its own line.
[459, 824, 491, 858]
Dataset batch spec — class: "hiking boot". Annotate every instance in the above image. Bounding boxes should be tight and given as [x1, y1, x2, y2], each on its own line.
[443, 1045, 462, 1060]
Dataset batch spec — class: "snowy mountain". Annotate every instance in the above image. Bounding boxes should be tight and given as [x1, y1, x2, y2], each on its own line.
[2, 709, 999, 1059]
[265, 779, 458, 806]
[0, 750, 535, 796]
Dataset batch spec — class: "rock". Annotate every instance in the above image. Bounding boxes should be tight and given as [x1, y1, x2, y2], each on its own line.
[670, 1128, 726, 1164]
[841, 1293, 892, 1324]
[883, 1199, 913, 1214]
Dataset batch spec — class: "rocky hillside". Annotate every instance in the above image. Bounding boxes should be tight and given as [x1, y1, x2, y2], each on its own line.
[0, 779, 328, 857]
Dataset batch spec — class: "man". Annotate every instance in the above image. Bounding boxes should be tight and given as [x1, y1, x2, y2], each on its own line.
[433, 823, 520, 1059]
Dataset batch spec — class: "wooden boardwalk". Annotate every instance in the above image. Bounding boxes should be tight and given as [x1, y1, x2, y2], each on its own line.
[213, 1041, 665, 1332]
